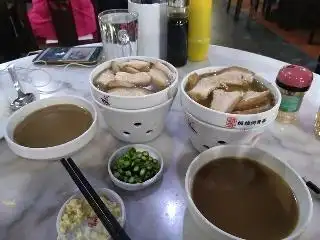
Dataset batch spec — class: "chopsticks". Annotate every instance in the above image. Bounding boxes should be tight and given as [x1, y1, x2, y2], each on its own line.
[141, 0, 153, 3]
[61, 158, 131, 240]
[303, 177, 320, 198]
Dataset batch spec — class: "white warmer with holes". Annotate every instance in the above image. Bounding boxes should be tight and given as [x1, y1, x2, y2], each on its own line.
[93, 98, 173, 143]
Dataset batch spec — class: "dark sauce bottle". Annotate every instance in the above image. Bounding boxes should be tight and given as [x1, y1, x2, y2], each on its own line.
[166, 0, 189, 67]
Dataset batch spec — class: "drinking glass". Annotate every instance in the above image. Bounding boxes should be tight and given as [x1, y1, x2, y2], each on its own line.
[99, 10, 139, 60]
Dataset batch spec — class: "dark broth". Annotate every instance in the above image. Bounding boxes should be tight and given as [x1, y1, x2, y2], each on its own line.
[192, 158, 299, 240]
[14, 104, 93, 148]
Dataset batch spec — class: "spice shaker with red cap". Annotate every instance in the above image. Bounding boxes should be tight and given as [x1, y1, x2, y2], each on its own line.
[276, 65, 313, 123]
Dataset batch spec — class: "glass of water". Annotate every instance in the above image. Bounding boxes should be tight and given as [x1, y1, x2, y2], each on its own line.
[99, 10, 138, 60]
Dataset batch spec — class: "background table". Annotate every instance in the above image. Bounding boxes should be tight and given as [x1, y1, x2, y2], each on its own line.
[0, 45, 320, 240]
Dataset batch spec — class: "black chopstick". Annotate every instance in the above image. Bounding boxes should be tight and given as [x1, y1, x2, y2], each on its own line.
[61, 158, 131, 240]
[303, 177, 320, 197]
[141, 0, 153, 3]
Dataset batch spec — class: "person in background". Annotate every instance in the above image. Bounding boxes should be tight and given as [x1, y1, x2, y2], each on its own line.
[28, 0, 97, 40]
[0, 1, 20, 62]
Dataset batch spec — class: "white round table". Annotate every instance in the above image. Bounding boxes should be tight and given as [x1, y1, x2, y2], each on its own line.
[0, 45, 319, 240]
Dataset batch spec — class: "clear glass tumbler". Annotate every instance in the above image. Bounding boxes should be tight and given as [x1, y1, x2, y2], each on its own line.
[98, 10, 139, 60]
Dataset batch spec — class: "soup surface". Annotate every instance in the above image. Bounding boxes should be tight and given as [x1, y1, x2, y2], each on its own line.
[192, 157, 298, 240]
[14, 104, 93, 148]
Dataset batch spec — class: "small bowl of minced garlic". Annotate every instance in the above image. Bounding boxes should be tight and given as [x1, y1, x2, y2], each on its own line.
[56, 188, 126, 240]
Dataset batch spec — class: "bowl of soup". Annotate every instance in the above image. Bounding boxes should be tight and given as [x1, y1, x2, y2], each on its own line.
[4, 96, 97, 160]
[90, 56, 178, 110]
[185, 145, 313, 240]
[180, 66, 281, 130]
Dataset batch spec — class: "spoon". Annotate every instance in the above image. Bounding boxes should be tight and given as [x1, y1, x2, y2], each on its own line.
[118, 29, 132, 57]
[7, 65, 35, 111]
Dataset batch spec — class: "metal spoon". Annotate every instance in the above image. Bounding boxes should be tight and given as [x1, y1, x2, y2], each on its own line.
[7, 65, 35, 111]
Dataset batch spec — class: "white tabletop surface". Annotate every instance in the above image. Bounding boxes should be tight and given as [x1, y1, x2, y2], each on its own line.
[0, 45, 320, 240]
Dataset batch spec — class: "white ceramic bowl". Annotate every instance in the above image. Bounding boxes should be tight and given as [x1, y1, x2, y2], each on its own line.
[180, 66, 281, 130]
[90, 56, 178, 110]
[185, 145, 313, 240]
[56, 188, 126, 239]
[108, 144, 164, 191]
[94, 97, 173, 143]
[4, 96, 97, 160]
[185, 111, 271, 152]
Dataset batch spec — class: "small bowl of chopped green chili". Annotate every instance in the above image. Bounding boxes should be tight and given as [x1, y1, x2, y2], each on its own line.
[108, 144, 164, 191]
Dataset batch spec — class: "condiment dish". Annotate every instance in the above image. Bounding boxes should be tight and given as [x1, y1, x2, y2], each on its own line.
[56, 188, 126, 239]
[108, 144, 164, 191]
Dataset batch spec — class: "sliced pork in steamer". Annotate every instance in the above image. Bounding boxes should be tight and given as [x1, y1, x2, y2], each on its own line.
[94, 70, 115, 90]
[148, 67, 170, 89]
[232, 101, 272, 114]
[187, 67, 254, 102]
[215, 67, 254, 90]
[111, 61, 122, 74]
[107, 87, 152, 96]
[93, 59, 176, 98]
[121, 66, 140, 74]
[210, 90, 243, 113]
[107, 80, 135, 89]
[234, 90, 270, 111]
[153, 61, 172, 77]
[122, 60, 151, 71]
[188, 77, 222, 102]
[186, 73, 200, 91]
[185, 66, 275, 114]
[115, 72, 152, 87]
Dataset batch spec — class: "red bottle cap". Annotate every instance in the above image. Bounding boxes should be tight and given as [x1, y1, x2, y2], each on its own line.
[277, 65, 313, 90]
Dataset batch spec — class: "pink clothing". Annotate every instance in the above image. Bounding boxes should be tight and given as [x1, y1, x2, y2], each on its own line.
[28, 0, 97, 40]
